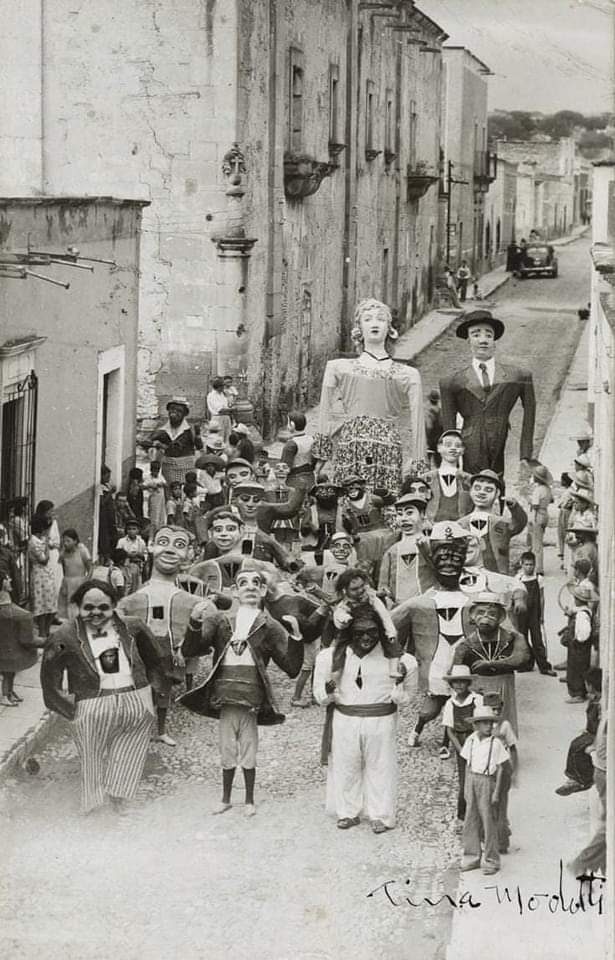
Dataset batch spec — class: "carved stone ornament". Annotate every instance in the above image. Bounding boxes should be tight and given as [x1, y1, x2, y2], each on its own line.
[406, 164, 438, 201]
[222, 143, 247, 198]
[211, 225, 258, 259]
[283, 154, 334, 200]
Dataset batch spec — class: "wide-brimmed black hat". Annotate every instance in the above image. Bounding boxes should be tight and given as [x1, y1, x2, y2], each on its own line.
[455, 309, 505, 341]
[166, 396, 190, 415]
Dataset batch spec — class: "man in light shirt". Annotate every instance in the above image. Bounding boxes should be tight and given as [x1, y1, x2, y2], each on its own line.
[314, 607, 417, 833]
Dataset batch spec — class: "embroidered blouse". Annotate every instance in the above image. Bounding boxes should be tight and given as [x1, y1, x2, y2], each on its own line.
[313, 356, 426, 464]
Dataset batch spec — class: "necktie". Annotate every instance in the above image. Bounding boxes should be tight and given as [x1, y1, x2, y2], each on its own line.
[442, 473, 455, 485]
[479, 363, 491, 394]
[231, 639, 247, 656]
[472, 518, 488, 534]
[355, 665, 363, 689]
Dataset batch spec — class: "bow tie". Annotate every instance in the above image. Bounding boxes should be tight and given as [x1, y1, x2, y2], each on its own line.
[231, 639, 247, 656]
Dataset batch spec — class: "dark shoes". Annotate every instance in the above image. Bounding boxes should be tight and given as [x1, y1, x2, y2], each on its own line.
[539, 667, 557, 677]
[565, 697, 586, 704]
[337, 817, 361, 830]
[555, 781, 589, 796]
[553, 662, 567, 671]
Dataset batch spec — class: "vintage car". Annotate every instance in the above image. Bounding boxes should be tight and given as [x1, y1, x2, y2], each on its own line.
[519, 243, 558, 279]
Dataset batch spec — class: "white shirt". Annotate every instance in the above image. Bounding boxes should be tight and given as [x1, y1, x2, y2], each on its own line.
[313, 646, 417, 707]
[441, 691, 483, 728]
[207, 389, 229, 417]
[574, 606, 592, 643]
[232, 606, 259, 640]
[461, 732, 509, 775]
[87, 624, 134, 690]
[429, 591, 469, 695]
[472, 357, 495, 388]
[438, 465, 458, 496]
[467, 510, 491, 539]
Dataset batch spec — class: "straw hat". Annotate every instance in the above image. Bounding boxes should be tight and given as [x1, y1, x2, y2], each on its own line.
[469, 706, 499, 724]
[442, 664, 476, 684]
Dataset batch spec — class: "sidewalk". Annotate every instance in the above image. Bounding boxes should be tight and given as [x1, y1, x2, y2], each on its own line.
[445, 319, 605, 959]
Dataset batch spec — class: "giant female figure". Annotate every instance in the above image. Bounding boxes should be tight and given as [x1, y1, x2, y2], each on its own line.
[313, 299, 426, 495]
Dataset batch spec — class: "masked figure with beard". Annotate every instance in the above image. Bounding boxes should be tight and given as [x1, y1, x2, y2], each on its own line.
[453, 593, 530, 735]
[119, 526, 219, 742]
[302, 480, 348, 562]
[393, 522, 475, 748]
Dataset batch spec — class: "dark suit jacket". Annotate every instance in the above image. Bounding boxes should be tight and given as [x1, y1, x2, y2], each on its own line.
[179, 608, 303, 725]
[439, 360, 536, 474]
[40, 615, 166, 720]
[425, 468, 473, 523]
[458, 502, 528, 575]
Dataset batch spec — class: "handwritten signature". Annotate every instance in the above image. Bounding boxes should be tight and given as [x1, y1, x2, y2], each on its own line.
[366, 861, 605, 916]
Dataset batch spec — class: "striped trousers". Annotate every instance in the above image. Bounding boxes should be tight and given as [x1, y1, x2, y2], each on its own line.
[72, 688, 155, 813]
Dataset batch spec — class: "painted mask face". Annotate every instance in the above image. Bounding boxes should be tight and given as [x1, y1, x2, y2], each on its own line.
[235, 492, 264, 521]
[431, 541, 467, 580]
[470, 480, 498, 510]
[167, 404, 185, 426]
[274, 463, 290, 482]
[346, 484, 365, 501]
[438, 435, 464, 464]
[151, 527, 190, 576]
[211, 518, 243, 553]
[360, 305, 390, 345]
[407, 479, 431, 500]
[467, 324, 496, 360]
[234, 570, 266, 606]
[79, 587, 115, 629]
[471, 603, 504, 631]
[227, 466, 253, 488]
[395, 504, 423, 534]
[330, 538, 353, 563]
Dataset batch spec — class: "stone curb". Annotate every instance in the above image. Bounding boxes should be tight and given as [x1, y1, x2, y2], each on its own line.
[0, 709, 62, 781]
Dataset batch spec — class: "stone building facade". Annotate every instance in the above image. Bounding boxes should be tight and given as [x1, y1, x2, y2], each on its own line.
[495, 138, 577, 240]
[483, 157, 517, 268]
[0, 0, 447, 437]
[441, 47, 494, 273]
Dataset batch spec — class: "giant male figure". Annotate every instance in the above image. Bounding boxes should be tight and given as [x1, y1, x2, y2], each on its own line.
[439, 310, 536, 477]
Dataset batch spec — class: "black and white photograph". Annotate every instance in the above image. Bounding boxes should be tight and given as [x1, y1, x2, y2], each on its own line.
[0, 0, 612, 957]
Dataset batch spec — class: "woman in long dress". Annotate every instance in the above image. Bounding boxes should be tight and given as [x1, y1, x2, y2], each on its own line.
[28, 516, 58, 641]
[33, 500, 63, 612]
[313, 299, 426, 495]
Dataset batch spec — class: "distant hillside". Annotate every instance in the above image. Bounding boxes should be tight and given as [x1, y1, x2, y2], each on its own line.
[489, 110, 611, 159]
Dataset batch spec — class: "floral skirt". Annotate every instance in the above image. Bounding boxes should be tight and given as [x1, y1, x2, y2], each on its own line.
[332, 417, 402, 495]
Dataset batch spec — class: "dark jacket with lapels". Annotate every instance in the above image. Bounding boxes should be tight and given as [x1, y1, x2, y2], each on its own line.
[180, 607, 303, 725]
[40, 615, 167, 720]
[439, 360, 536, 474]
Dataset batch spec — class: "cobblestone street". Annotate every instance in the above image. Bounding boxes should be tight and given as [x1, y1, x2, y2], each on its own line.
[0, 236, 593, 960]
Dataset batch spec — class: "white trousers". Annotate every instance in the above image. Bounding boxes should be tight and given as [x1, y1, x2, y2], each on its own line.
[326, 712, 398, 827]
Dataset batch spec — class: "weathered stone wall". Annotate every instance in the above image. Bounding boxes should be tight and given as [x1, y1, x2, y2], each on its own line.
[40, 0, 240, 421]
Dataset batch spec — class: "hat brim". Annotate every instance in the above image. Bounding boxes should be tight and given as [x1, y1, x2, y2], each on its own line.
[469, 714, 498, 724]
[166, 401, 190, 414]
[455, 315, 505, 341]
[470, 471, 504, 493]
[442, 673, 477, 683]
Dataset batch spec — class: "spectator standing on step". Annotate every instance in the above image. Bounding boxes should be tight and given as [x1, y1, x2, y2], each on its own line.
[565, 583, 595, 704]
[515, 551, 556, 676]
[0, 570, 38, 707]
[456, 260, 471, 302]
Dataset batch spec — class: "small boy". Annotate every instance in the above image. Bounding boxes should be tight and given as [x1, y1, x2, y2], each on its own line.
[332, 567, 401, 679]
[114, 490, 136, 538]
[425, 431, 472, 524]
[482, 692, 517, 854]
[460, 705, 510, 875]
[116, 519, 147, 594]
[565, 582, 594, 703]
[166, 481, 185, 526]
[180, 561, 303, 816]
[196, 454, 226, 510]
[515, 550, 556, 675]
[556, 666, 602, 796]
[441, 665, 483, 818]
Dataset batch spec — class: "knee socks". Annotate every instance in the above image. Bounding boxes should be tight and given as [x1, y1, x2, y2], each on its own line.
[222, 767, 236, 804]
[243, 767, 256, 805]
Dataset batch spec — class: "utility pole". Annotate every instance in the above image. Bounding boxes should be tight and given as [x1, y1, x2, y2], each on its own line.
[444, 160, 468, 265]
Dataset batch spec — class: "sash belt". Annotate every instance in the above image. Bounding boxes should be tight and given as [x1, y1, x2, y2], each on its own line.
[320, 701, 397, 766]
